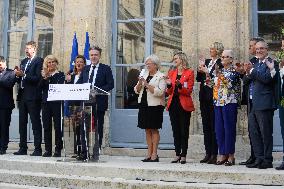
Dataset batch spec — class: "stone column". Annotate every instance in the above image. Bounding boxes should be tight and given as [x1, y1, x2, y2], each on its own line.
[183, 0, 251, 159]
[53, 0, 112, 70]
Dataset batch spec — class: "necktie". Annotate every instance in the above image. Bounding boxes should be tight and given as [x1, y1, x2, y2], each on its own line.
[88, 65, 96, 83]
[24, 59, 31, 74]
[21, 59, 31, 88]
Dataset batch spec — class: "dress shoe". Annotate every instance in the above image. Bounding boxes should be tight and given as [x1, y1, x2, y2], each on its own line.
[13, 149, 27, 155]
[30, 150, 42, 156]
[275, 162, 284, 170]
[200, 155, 210, 163]
[53, 151, 61, 157]
[258, 162, 273, 169]
[239, 156, 255, 165]
[42, 151, 52, 157]
[207, 155, 217, 164]
[149, 155, 159, 162]
[0, 150, 6, 155]
[215, 159, 228, 165]
[246, 160, 262, 168]
[171, 157, 181, 163]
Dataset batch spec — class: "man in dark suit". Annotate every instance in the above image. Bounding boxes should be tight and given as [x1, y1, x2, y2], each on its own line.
[0, 56, 17, 154]
[239, 37, 265, 166]
[77, 46, 114, 160]
[244, 41, 278, 169]
[14, 41, 43, 156]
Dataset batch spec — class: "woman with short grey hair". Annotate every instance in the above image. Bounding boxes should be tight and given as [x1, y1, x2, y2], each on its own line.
[134, 54, 166, 162]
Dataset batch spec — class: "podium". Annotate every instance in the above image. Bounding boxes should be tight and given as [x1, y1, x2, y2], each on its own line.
[47, 83, 109, 162]
[80, 87, 110, 162]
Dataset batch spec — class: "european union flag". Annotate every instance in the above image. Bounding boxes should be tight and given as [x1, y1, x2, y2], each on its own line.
[69, 32, 78, 72]
[65, 32, 79, 117]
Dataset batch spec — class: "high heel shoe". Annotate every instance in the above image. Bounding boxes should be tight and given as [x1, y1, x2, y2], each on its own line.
[171, 157, 181, 163]
[215, 159, 228, 165]
[141, 157, 151, 162]
[149, 155, 159, 162]
[224, 158, 235, 166]
[180, 157, 186, 164]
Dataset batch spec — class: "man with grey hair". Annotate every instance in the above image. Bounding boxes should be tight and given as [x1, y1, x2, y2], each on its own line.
[0, 56, 17, 154]
[239, 37, 265, 166]
[244, 41, 278, 169]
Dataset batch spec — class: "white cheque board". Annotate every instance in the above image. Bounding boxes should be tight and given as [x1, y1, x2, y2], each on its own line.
[47, 83, 90, 101]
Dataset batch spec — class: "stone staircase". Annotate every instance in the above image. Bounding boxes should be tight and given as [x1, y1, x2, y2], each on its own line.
[0, 153, 284, 189]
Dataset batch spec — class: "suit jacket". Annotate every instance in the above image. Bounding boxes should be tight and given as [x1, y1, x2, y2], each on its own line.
[134, 70, 166, 106]
[77, 63, 114, 111]
[0, 69, 16, 109]
[249, 57, 278, 110]
[166, 68, 195, 112]
[241, 57, 258, 106]
[17, 56, 43, 101]
[39, 71, 65, 103]
[196, 58, 222, 102]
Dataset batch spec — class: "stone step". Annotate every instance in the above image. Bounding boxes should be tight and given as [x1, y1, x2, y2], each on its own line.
[0, 154, 284, 187]
[0, 183, 59, 189]
[0, 169, 282, 189]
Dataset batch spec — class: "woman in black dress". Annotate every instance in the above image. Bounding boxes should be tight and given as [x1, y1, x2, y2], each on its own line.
[134, 54, 166, 162]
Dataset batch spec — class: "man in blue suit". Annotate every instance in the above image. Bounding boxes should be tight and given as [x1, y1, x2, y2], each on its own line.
[14, 41, 43, 156]
[244, 41, 278, 169]
[77, 46, 114, 160]
[0, 56, 17, 154]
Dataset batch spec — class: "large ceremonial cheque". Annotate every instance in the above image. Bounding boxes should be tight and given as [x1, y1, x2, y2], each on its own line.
[47, 83, 90, 101]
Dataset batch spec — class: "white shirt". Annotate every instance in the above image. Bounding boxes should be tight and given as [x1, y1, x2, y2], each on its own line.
[88, 63, 100, 87]
[207, 58, 218, 74]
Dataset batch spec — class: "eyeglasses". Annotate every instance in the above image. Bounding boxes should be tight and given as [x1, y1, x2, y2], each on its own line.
[221, 56, 232, 59]
[255, 47, 267, 51]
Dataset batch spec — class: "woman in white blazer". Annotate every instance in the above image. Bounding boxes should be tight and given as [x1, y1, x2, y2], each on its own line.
[134, 54, 166, 162]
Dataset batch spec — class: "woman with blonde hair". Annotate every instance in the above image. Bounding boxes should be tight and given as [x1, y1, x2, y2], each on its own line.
[165, 51, 195, 164]
[197, 42, 224, 164]
[40, 55, 65, 157]
[134, 54, 166, 162]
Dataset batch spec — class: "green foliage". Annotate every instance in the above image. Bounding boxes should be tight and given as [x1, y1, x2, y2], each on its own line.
[275, 51, 284, 62]
[281, 97, 284, 108]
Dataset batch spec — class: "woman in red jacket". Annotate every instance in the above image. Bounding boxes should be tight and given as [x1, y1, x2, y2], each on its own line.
[166, 51, 195, 164]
